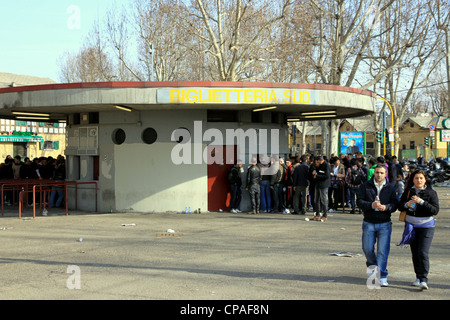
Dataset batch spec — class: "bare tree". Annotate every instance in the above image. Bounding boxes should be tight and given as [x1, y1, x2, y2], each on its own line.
[267, 1, 316, 83]
[301, 0, 447, 157]
[58, 22, 116, 82]
[424, 67, 449, 116]
[60, 0, 305, 83]
[371, 0, 446, 156]
[302, 0, 398, 155]
[430, 0, 450, 117]
[134, 0, 197, 81]
[182, 0, 295, 81]
[104, 4, 143, 81]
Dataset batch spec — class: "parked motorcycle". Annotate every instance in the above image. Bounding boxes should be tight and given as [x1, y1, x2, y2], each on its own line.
[426, 159, 450, 184]
[407, 158, 450, 184]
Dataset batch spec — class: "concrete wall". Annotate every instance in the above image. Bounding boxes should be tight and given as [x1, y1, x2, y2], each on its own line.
[65, 108, 289, 213]
[99, 109, 208, 213]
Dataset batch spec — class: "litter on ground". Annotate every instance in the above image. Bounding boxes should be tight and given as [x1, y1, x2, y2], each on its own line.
[329, 251, 362, 257]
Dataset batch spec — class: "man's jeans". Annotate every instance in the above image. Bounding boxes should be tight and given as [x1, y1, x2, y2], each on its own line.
[349, 186, 359, 210]
[230, 184, 241, 210]
[314, 185, 328, 216]
[272, 183, 283, 212]
[260, 180, 271, 211]
[293, 185, 309, 213]
[50, 184, 64, 208]
[362, 221, 392, 279]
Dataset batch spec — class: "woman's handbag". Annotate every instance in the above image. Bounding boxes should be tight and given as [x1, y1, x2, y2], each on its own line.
[399, 190, 411, 222]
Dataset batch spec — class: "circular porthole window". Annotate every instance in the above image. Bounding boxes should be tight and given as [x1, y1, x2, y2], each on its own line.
[142, 128, 157, 144]
[112, 128, 126, 145]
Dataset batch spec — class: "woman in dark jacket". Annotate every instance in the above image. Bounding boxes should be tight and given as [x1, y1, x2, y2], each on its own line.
[398, 170, 439, 290]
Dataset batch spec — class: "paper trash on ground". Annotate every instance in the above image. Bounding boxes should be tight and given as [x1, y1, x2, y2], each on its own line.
[329, 251, 362, 257]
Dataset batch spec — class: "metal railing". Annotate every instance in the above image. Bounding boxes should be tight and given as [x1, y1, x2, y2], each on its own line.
[0, 179, 97, 218]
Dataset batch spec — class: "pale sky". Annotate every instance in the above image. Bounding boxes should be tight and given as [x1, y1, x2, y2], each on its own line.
[0, 0, 112, 82]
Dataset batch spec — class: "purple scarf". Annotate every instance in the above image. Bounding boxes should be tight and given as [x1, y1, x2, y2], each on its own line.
[397, 220, 435, 246]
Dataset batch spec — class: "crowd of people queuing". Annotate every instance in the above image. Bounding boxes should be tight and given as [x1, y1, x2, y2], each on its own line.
[228, 151, 439, 290]
[0, 154, 66, 208]
[228, 151, 410, 218]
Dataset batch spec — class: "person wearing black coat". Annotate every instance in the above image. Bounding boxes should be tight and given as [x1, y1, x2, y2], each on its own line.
[228, 161, 243, 213]
[397, 169, 439, 290]
[398, 173, 439, 219]
[50, 158, 66, 209]
[20, 157, 38, 179]
[392, 156, 403, 178]
[357, 164, 398, 287]
[312, 155, 331, 220]
[37, 157, 54, 180]
[385, 155, 397, 185]
[0, 158, 13, 179]
[246, 158, 261, 214]
[292, 155, 310, 215]
[0, 158, 14, 205]
[307, 159, 316, 211]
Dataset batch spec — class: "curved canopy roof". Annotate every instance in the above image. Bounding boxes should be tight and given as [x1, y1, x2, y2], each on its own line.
[0, 81, 376, 122]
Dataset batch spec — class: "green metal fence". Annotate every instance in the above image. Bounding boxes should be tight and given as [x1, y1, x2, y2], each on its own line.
[400, 148, 448, 161]
[399, 149, 416, 160]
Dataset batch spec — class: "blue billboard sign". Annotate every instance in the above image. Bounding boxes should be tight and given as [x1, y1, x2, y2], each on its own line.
[339, 132, 366, 155]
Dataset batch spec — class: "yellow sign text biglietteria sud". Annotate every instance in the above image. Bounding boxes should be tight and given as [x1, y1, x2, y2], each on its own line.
[157, 88, 316, 105]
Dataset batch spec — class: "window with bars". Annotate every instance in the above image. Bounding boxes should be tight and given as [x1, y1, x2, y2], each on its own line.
[40, 141, 60, 150]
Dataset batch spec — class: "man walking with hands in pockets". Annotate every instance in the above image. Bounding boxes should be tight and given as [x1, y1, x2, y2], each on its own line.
[357, 164, 398, 287]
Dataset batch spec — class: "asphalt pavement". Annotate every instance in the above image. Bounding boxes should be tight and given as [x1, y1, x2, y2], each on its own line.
[0, 188, 449, 303]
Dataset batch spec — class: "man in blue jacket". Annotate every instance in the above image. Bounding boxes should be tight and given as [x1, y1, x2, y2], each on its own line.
[357, 164, 398, 287]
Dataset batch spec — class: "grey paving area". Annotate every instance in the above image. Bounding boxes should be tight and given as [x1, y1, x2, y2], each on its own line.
[0, 189, 449, 300]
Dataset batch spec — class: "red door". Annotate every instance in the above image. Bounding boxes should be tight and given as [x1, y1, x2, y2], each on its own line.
[207, 145, 237, 212]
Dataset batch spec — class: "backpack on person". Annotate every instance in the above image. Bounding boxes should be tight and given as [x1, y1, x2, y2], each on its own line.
[350, 168, 362, 185]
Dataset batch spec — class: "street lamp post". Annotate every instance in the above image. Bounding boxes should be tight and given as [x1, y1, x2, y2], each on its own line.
[376, 96, 394, 156]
